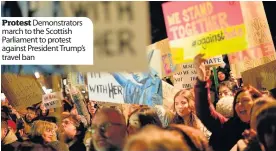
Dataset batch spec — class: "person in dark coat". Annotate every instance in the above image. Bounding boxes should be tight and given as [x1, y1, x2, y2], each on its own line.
[193, 54, 263, 151]
[1, 120, 21, 151]
[59, 114, 86, 151]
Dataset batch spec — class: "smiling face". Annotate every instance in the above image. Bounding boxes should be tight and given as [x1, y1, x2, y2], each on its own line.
[235, 91, 254, 123]
[218, 71, 226, 81]
[174, 95, 191, 118]
[42, 128, 54, 143]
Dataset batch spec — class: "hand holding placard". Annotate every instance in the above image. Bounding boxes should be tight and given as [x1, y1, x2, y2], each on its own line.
[194, 54, 207, 81]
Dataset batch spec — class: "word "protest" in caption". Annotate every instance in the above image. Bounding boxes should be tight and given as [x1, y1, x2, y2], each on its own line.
[1, 17, 93, 65]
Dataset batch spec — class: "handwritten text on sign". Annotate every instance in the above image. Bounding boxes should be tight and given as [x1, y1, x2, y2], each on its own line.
[162, 1, 247, 63]
[173, 63, 197, 89]
[228, 1, 276, 78]
[42, 92, 63, 109]
[87, 72, 124, 103]
[61, 1, 149, 72]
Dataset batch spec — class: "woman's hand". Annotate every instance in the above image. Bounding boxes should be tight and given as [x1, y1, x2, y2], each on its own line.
[194, 54, 207, 81]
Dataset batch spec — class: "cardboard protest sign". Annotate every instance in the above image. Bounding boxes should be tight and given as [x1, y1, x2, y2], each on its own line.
[228, 1, 276, 78]
[1, 73, 44, 109]
[173, 56, 224, 89]
[154, 39, 181, 77]
[162, 1, 247, 64]
[242, 60, 276, 91]
[61, 1, 150, 72]
[87, 49, 163, 106]
[42, 92, 63, 109]
[173, 63, 197, 89]
[162, 81, 180, 110]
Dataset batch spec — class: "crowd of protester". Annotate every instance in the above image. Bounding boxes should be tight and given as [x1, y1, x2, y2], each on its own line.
[2, 54, 276, 151]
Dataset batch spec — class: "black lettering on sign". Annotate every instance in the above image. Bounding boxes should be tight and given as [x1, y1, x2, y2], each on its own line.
[191, 70, 197, 74]
[174, 77, 182, 82]
[117, 2, 133, 21]
[89, 83, 123, 99]
[176, 70, 189, 76]
[95, 29, 135, 57]
[49, 100, 56, 106]
[90, 73, 101, 78]
[83, 2, 134, 22]
[182, 64, 194, 69]
[119, 29, 135, 55]
[44, 102, 49, 107]
[102, 2, 111, 21]
[182, 84, 192, 89]
[190, 76, 197, 81]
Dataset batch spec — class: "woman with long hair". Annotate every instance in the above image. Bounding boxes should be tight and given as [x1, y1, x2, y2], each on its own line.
[171, 89, 211, 139]
[194, 54, 263, 151]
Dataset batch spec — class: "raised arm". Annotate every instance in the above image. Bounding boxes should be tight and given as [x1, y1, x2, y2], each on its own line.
[194, 54, 228, 133]
[110, 73, 128, 87]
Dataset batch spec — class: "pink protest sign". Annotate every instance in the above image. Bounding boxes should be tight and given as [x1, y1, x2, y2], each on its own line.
[162, 1, 244, 41]
[162, 1, 247, 64]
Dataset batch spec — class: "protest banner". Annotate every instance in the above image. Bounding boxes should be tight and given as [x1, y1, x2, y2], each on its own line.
[162, 1, 247, 64]
[242, 60, 276, 91]
[173, 63, 197, 89]
[228, 1, 276, 78]
[87, 49, 163, 106]
[1, 73, 44, 109]
[61, 1, 150, 72]
[173, 56, 224, 89]
[42, 92, 63, 109]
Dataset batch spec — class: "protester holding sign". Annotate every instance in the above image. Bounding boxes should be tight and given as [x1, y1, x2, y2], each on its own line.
[194, 54, 263, 151]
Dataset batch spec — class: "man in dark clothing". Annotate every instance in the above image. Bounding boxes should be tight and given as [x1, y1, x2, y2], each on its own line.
[1, 120, 21, 151]
[59, 114, 87, 151]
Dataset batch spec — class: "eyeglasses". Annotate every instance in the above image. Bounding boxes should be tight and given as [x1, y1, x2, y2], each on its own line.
[90, 122, 124, 135]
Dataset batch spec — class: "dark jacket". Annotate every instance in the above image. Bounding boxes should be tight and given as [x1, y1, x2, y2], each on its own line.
[68, 138, 86, 151]
[1, 130, 21, 151]
[194, 79, 249, 151]
[16, 141, 57, 151]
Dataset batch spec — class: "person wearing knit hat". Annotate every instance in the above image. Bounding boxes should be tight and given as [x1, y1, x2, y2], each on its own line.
[216, 67, 230, 82]
[1, 120, 21, 151]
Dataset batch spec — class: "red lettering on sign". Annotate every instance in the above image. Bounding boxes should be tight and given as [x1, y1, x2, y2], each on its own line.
[228, 42, 275, 63]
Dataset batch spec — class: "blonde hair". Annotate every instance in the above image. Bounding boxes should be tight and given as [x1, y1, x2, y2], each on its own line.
[173, 89, 199, 128]
[30, 120, 56, 142]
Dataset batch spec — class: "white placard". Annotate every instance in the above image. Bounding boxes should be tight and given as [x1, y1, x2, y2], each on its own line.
[42, 92, 63, 109]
